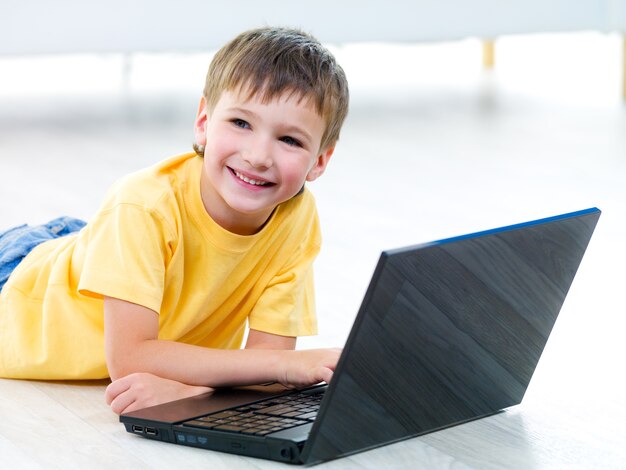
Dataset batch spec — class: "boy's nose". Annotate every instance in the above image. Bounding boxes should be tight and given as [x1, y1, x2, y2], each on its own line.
[243, 138, 273, 169]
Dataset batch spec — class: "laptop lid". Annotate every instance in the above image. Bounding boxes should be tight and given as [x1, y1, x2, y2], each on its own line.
[301, 207, 600, 464]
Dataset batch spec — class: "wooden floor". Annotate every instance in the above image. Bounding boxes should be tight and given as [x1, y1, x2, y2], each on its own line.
[1, 33, 625, 468]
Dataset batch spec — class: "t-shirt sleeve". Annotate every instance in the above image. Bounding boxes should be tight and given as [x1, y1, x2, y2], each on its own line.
[248, 208, 321, 338]
[248, 245, 319, 337]
[77, 202, 175, 314]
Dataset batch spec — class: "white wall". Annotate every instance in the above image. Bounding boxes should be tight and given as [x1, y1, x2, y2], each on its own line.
[1, 0, 624, 55]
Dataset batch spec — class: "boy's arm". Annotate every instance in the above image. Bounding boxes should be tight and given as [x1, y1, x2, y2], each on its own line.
[104, 296, 338, 414]
[244, 329, 296, 350]
[104, 296, 338, 388]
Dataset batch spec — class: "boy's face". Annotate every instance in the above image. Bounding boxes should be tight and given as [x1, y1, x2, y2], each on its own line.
[194, 88, 334, 235]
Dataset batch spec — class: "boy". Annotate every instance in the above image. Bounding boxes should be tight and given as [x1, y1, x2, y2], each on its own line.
[0, 27, 349, 415]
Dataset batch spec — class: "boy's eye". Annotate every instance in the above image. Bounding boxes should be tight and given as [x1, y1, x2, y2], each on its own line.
[232, 119, 250, 129]
[280, 136, 302, 147]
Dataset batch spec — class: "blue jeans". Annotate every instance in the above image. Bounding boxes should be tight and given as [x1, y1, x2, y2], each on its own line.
[0, 216, 86, 292]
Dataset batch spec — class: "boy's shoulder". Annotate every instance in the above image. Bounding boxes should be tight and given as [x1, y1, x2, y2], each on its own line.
[103, 153, 199, 210]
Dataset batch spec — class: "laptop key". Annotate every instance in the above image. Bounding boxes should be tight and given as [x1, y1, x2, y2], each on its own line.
[198, 414, 219, 421]
[213, 424, 245, 433]
[240, 428, 262, 434]
[259, 405, 298, 415]
[280, 418, 299, 424]
[184, 420, 217, 429]
[249, 404, 268, 410]
[210, 411, 241, 419]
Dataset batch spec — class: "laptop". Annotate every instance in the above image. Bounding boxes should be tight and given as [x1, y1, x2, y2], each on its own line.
[120, 207, 601, 465]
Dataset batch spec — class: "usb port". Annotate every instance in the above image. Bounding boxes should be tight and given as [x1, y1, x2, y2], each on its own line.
[132, 425, 144, 433]
[145, 427, 158, 436]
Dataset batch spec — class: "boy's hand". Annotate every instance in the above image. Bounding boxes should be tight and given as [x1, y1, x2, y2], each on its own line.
[105, 372, 213, 415]
[276, 348, 342, 389]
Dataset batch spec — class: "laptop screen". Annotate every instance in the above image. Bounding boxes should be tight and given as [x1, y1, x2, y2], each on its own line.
[302, 208, 600, 464]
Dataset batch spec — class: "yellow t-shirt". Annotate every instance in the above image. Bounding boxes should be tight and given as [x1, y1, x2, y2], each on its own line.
[0, 153, 320, 380]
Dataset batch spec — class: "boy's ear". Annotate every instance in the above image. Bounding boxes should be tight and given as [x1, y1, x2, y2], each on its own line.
[194, 96, 208, 147]
[306, 146, 335, 182]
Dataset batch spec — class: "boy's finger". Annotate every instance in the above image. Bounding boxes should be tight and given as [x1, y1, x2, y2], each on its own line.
[104, 376, 132, 405]
[317, 367, 333, 384]
[109, 391, 137, 415]
[118, 398, 146, 415]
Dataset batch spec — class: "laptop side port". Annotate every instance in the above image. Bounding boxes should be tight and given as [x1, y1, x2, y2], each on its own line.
[145, 427, 158, 436]
[132, 425, 144, 434]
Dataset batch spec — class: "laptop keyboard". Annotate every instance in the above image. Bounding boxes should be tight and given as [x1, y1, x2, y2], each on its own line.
[181, 389, 324, 436]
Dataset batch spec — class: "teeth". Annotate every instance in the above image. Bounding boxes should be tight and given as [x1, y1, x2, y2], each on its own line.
[234, 170, 269, 186]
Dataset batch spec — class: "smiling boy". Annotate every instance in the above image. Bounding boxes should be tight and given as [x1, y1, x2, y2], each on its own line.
[196, 88, 331, 235]
[0, 27, 349, 414]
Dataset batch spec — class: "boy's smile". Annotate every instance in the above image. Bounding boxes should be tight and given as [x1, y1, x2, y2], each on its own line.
[194, 88, 333, 235]
[230, 168, 273, 187]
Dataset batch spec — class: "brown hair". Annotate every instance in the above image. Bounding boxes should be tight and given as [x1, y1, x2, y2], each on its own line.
[202, 27, 349, 153]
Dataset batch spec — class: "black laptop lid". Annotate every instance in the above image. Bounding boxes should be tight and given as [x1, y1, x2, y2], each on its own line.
[302, 208, 600, 464]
